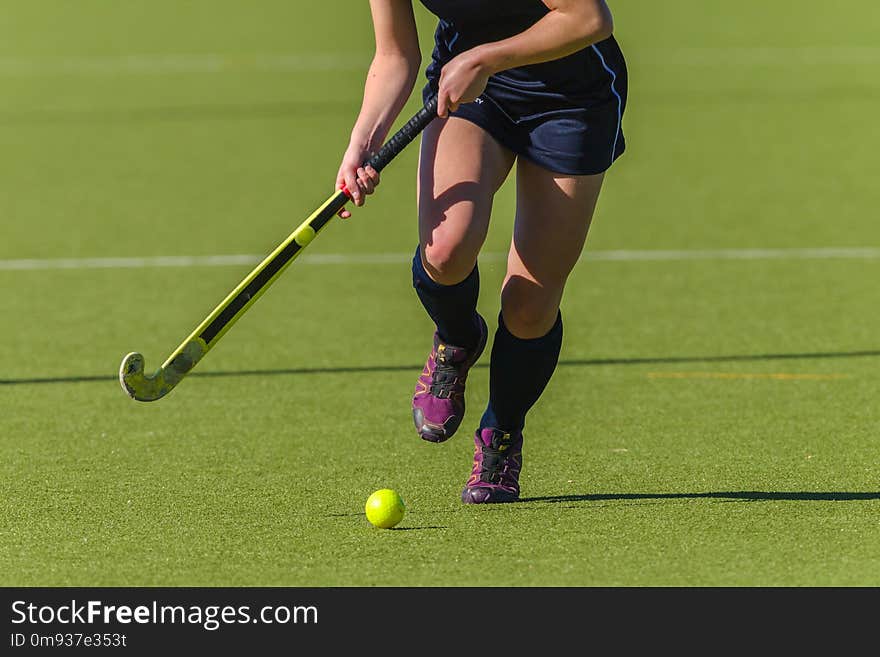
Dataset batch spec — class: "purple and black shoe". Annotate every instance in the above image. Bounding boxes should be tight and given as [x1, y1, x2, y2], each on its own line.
[412, 314, 488, 443]
[461, 428, 523, 504]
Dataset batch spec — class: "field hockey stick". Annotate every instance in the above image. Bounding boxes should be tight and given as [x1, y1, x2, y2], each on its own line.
[119, 94, 439, 402]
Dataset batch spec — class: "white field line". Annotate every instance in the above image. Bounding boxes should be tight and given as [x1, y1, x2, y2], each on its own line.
[0, 46, 879, 77]
[3, 248, 880, 271]
[0, 53, 370, 77]
[656, 45, 880, 66]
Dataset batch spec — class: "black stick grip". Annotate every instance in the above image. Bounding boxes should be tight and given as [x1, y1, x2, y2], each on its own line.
[365, 95, 438, 172]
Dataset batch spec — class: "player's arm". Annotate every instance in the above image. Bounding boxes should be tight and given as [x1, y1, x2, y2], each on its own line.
[436, 0, 614, 116]
[337, 0, 422, 215]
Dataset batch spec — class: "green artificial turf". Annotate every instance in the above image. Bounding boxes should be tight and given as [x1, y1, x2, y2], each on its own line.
[2, 1, 879, 586]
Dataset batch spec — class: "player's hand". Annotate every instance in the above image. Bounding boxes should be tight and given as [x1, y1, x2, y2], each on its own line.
[335, 144, 381, 219]
[437, 48, 492, 118]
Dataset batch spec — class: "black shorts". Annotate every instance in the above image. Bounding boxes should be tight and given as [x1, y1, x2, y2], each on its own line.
[423, 35, 628, 176]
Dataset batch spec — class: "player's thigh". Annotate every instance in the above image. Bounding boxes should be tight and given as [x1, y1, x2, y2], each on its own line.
[418, 116, 515, 283]
[503, 157, 605, 337]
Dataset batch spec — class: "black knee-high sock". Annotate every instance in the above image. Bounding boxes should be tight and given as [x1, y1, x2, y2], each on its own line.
[480, 311, 563, 433]
[411, 246, 481, 349]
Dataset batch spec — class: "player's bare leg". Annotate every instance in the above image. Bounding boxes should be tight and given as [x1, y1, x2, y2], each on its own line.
[411, 116, 515, 442]
[463, 160, 605, 503]
[503, 162, 604, 339]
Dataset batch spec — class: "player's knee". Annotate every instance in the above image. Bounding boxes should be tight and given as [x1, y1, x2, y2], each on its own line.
[501, 280, 561, 339]
[421, 243, 476, 285]
[502, 305, 555, 339]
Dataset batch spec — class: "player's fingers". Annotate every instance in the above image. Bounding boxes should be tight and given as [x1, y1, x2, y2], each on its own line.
[343, 170, 363, 206]
[357, 167, 375, 195]
[437, 90, 449, 118]
[364, 165, 380, 188]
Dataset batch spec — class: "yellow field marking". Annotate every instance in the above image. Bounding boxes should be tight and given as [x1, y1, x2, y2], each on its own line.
[647, 372, 849, 381]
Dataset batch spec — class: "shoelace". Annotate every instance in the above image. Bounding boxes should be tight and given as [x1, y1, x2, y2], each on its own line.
[428, 347, 463, 398]
[479, 445, 514, 485]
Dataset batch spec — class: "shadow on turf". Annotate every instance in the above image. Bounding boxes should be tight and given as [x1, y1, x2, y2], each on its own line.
[4, 348, 879, 387]
[387, 526, 448, 531]
[519, 491, 880, 503]
[324, 511, 447, 529]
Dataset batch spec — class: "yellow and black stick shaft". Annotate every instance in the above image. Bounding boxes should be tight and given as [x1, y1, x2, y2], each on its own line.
[119, 95, 438, 401]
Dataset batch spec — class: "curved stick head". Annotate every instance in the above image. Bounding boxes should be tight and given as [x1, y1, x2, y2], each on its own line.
[119, 352, 171, 402]
[119, 340, 206, 402]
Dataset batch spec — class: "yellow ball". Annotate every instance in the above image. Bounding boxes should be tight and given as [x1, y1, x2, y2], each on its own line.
[365, 489, 406, 529]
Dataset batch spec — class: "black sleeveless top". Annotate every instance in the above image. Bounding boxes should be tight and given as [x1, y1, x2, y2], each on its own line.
[419, 0, 548, 28]
[418, 0, 626, 108]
